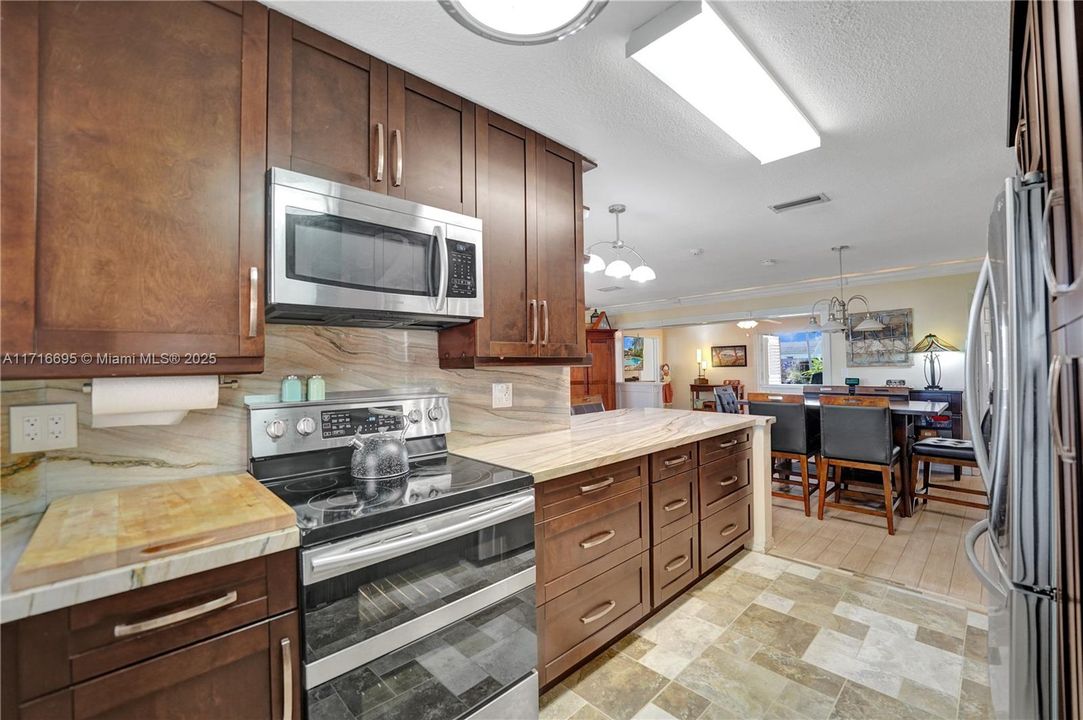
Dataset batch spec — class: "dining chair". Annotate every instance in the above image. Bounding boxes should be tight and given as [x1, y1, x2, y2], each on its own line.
[908, 410, 991, 511]
[748, 392, 822, 517]
[571, 394, 606, 415]
[818, 395, 903, 534]
[714, 385, 740, 413]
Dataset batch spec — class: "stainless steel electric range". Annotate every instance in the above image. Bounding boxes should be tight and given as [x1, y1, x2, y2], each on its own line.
[246, 389, 538, 720]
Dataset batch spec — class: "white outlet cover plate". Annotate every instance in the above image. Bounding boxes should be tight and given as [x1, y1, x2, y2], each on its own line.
[9, 403, 78, 453]
[492, 383, 513, 409]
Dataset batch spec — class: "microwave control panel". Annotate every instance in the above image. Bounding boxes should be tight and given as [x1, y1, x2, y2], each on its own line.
[447, 240, 477, 299]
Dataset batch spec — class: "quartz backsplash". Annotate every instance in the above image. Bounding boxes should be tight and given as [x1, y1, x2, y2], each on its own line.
[0, 325, 570, 518]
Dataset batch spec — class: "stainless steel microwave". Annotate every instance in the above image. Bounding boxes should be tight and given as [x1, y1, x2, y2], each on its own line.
[267, 168, 483, 328]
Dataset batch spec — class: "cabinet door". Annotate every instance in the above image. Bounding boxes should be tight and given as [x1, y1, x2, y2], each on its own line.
[587, 334, 615, 410]
[0, 1, 267, 375]
[388, 69, 476, 215]
[475, 110, 538, 358]
[1019, 3, 1046, 176]
[66, 613, 300, 720]
[268, 12, 388, 191]
[536, 138, 586, 359]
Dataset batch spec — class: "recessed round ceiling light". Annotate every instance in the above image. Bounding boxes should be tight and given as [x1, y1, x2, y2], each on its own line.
[439, 0, 609, 45]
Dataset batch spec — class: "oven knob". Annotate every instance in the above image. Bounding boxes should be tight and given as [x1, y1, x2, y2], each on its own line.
[406, 409, 422, 424]
[265, 418, 287, 439]
[296, 417, 317, 436]
[427, 406, 444, 422]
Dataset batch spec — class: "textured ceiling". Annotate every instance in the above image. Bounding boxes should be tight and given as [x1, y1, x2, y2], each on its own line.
[266, 0, 1014, 308]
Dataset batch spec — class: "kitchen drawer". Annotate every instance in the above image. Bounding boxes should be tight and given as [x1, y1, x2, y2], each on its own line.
[698, 450, 751, 519]
[536, 486, 649, 603]
[698, 428, 752, 465]
[651, 525, 699, 608]
[649, 442, 698, 482]
[536, 456, 648, 523]
[5, 551, 297, 704]
[539, 551, 649, 685]
[650, 469, 698, 544]
[700, 495, 752, 572]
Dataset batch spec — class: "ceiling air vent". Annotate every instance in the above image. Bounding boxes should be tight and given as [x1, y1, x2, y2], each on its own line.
[596, 286, 623, 293]
[768, 193, 830, 214]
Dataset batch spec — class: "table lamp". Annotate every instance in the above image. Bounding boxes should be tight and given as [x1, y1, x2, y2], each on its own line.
[695, 349, 708, 384]
[909, 333, 959, 390]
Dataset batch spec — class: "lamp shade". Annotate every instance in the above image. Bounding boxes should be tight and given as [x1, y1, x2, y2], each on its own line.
[584, 253, 605, 273]
[852, 316, 885, 332]
[909, 333, 959, 353]
[605, 259, 632, 278]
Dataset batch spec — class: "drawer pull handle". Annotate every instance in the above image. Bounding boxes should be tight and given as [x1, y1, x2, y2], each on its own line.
[663, 498, 688, 512]
[664, 555, 689, 573]
[720, 523, 739, 537]
[579, 477, 615, 494]
[719, 475, 739, 486]
[580, 600, 617, 624]
[663, 455, 689, 468]
[281, 637, 294, 720]
[579, 529, 616, 549]
[114, 590, 238, 637]
[718, 439, 739, 448]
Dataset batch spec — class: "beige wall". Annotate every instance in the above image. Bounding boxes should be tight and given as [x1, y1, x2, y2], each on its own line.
[611, 272, 977, 408]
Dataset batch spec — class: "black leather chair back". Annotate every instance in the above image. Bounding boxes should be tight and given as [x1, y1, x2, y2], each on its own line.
[571, 402, 605, 415]
[748, 401, 819, 456]
[714, 385, 740, 413]
[821, 403, 893, 464]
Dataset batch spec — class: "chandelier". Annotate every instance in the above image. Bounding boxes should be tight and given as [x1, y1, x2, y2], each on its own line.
[807, 246, 884, 333]
[584, 204, 656, 283]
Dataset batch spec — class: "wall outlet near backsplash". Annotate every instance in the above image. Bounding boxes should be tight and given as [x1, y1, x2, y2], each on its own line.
[491, 383, 513, 409]
[9, 403, 78, 453]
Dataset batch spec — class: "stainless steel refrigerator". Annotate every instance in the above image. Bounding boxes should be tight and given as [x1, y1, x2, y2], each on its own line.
[964, 175, 1058, 719]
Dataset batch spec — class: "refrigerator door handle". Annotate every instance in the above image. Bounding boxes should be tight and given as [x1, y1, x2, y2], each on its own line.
[964, 258, 995, 484]
[965, 519, 1008, 600]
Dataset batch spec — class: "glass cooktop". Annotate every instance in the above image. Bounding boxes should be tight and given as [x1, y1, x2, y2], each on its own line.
[263, 453, 533, 546]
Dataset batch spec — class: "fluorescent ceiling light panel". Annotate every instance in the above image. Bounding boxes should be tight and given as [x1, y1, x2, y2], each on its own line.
[627, 1, 820, 164]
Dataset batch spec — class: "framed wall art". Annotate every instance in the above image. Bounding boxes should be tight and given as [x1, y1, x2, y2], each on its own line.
[711, 345, 747, 367]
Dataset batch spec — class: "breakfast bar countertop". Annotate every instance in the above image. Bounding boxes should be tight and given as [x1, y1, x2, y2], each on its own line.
[449, 407, 773, 483]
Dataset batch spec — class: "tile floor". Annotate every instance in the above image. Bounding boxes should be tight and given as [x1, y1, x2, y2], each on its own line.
[539, 551, 993, 720]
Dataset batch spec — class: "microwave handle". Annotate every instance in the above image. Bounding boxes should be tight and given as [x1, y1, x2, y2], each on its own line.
[434, 226, 449, 312]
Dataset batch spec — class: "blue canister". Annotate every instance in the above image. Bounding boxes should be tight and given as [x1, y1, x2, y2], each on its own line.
[281, 375, 303, 402]
[307, 375, 326, 401]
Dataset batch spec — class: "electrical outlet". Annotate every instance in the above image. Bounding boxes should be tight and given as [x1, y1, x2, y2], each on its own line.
[492, 383, 513, 409]
[9, 403, 78, 453]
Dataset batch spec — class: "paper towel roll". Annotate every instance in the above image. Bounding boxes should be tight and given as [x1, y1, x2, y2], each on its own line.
[91, 376, 219, 428]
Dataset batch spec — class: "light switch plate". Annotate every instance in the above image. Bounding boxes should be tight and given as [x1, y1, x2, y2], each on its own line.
[492, 383, 513, 409]
[9, 403, 78, 453]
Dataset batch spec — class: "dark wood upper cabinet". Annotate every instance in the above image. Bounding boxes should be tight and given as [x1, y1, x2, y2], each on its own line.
[267, 11, 388, 192]
[0, 0, 268, 377]
[387, 69, 476, 215]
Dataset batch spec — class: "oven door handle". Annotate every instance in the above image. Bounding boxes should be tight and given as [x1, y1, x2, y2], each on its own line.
[309, 492, 534, 576]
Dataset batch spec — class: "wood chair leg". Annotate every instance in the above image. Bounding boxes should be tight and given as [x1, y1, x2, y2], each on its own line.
[909, 453, 920, 513]
[834, 466, 843, 502]
[922, 459, 931, 504]
[881, 466, 895, 535]
[818, 460, 829, 520]
[799, 455, 811, 517]
[953, 465, 962, 482]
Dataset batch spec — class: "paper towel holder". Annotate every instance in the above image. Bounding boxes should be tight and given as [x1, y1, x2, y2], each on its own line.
[82, 376, 239, 393]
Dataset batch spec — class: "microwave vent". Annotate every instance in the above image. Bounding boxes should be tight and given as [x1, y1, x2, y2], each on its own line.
[768, 193, 831, 214]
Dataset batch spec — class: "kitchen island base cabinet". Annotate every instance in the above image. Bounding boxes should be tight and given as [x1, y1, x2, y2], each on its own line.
[651, 525, 699, 607]
[701, 494, 753, 573]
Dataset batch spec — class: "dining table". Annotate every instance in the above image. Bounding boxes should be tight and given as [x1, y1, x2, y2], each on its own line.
[739, 397, 950, 517]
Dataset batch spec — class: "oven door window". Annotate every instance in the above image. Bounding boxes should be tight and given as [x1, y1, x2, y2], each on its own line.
[308, 587, 535, 720]
[303, 512, 534, 662]
[286, 208, 438, 297]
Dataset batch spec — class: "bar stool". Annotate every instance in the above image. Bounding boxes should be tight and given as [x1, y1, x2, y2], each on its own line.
[817, 395, 903, 535]
[909, 437, 989, 511]
[748, 392, 821, 517]
[714, 385, 740, 413]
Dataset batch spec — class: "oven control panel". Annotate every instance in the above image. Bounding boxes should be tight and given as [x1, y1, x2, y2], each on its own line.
[246, 392, 450, 458]
[446, 240, 477, 299]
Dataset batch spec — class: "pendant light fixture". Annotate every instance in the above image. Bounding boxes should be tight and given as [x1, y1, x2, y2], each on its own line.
[440, 0, 609, 46]
[807, 246, 884, 333]
[584, 204, 656, 283]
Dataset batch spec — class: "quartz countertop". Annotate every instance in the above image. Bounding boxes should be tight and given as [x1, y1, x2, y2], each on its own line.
[1, 474, 299, 623]
[450, 408, 772, 482]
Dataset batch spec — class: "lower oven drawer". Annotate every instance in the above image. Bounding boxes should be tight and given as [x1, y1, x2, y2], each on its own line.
[700, 494, 751, 572]
[306, 587, 537, 720]
[539, 552, 649, 686]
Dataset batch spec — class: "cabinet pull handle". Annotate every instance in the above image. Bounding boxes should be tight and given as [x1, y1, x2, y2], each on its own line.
[248, 267, 259, 338]
[579, 477, 614, 494]
[579, 529, 615, 549]
[1039, 189, 1082, 296]
[580, 600, 617, 624]
[529, 299, 538, 345]
[719, 475, 739, 486]
[664, 555, 689, 573]
[718, 439, 739, 449]
[720, 523, 739, 537]
[541, 299, 550, 346]
[663, 455, 689, 468]
[114, 590, 237, 637]
[1048, 355, 1078, 462]
[663, 498, 688, 512]
[281, 637, 294, 720]
[374, 122, 385, 182]
[391, 128, 403, 187]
